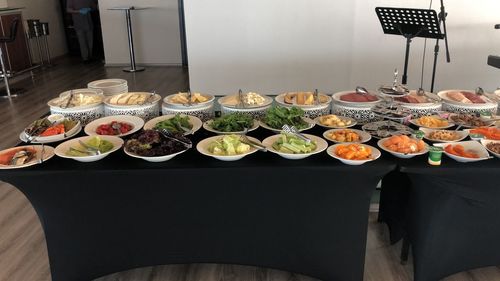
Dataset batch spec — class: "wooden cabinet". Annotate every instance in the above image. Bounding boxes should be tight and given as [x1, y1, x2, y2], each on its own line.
[0, 12, 31, 73]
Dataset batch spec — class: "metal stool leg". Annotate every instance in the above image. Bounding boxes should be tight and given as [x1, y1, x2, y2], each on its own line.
[0, 47, 15, 98]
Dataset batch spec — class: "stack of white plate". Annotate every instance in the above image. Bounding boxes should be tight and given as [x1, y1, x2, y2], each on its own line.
[87, 79, 128, 96]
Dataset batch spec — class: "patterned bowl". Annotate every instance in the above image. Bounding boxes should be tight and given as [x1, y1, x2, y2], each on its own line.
[104, 93, 161, 121]
[48, 92, 104, 126]
[275, 93, 332, 119]
[162, 102, 214, 122]
[438, 89, 498, 115]
[218, 94, 273, 119]
[331, 90, 382, 123]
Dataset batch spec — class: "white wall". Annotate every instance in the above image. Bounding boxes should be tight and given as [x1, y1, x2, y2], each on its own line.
[0, 0, 8, 8]
[99, 0, 182, 66]
[8, 0, 67, 60]
[185, 0, 500, 95]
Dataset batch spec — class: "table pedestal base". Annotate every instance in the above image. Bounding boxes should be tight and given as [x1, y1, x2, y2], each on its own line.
[123, 67, 145, 73]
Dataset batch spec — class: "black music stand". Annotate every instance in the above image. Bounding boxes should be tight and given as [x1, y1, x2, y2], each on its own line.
[376, 7, 444, 85]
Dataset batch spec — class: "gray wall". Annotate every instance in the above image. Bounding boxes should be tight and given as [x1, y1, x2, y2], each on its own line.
[99, 0, 182, 66]
[185, 0, 500, 95]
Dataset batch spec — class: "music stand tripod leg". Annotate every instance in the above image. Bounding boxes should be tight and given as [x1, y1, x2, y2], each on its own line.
[402, 36, 412, 85]
[123, 9, 144, 73]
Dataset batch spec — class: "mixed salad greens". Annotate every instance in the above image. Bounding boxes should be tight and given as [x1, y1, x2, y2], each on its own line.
[209, 113, 254, 132]
[272, 133, 317, 154]
[263, 106, 309, 130]
[153, 114, 193, 134]
[125, 130, 191, 157]
[208, 135, 251, 156]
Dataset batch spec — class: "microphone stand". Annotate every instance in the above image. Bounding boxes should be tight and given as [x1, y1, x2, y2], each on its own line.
[430, 0, 451, 93]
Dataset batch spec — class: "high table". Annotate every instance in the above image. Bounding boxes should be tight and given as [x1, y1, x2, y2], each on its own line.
[108, 6, 148, 72]
[0, 127, 396, 281]
[380, 156, 500, 281]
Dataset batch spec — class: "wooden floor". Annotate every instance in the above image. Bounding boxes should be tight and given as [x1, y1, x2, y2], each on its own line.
[0, 57, 499, 281]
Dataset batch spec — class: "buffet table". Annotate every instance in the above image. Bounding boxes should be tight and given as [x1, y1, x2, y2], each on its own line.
[380, 156, 500, 281]
[0, 126, 396, 281]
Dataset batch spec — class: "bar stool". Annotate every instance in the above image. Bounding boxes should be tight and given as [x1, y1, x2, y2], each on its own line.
[0, 19, 19, 98]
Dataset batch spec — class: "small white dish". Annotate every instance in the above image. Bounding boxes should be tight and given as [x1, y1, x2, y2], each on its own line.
[262, 134, 328, 160]
[124, 147, 189, 162]
[54, 136, 123, 162]
[143, 114, 202, 135]
[409, 116, 454, 129]
[19, 120, 81, 144]
[259, 117, 315, 133]
[420, 127, 468, 143]
[196, 135, 260, 161]
[203, 119, 259, 135]
[0, 145, 55, 169]
[314, 115, 357, 129]
[434, 141, 490, 162]
[377, 137, 428, 159]
[481, 139, 500, 158]
[326, 144, 380, 165]
[84, 115, 144, 137]
[323, 128, 371, 143]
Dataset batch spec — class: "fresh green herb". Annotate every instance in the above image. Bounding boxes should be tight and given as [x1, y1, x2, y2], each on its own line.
[154, 114, 192, 133]
[210, 113, 254, 132]
[263, 106, 308, 129]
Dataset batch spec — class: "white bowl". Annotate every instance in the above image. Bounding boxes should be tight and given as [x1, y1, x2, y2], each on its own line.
[377, 137, 429, 159]
[203, 119, 259, 135]
[124, 147, 189, 162]
[196, 135, 261, 161]
[259, 117, 315, 133]
[409, 116, 454, 129]
[0, 145, 55, 169]
[323, 128, 372, 143]
[331, 90, 381, 108]
[54, 136, 124, 162]
[143, 114, 202, 135]
[434, 141, 490, 162]
[275, 92, 332, 108]
[438, 90, 498, 115]
[84, 115, 144, 137]
[420, 127, 468, 143]
[464, 127, 500, 141]
[326, 143, 380, 165]
[218, 94, 273, 108]
[104, 93, 161, 121]
[164, 92, 215, 109]
[48, 91, 103, 110]
[314, 115, 357, 129]
[275, 93, 332, 118]
[262, 134, 328, 160]
[19, 122, 82, 144]
[481, 139, 500, 158]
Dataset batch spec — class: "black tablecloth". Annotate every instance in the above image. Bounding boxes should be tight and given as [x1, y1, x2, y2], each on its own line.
[380, 156, 500, 281]
[0, 126, 395, 281]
